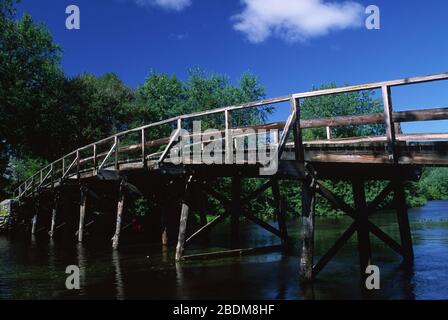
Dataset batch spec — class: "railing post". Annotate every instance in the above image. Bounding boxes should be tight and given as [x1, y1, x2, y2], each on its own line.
[76, 150, 80, 180]
[291, 98, 305, 162]
[382, 85, 398, 163]
[51, 163, 54, 189]
[326, 126, 332, 140]
[114, 136, 119, 170]
[225, 109, 233, 164]
[93, 144, 97, 171]
[141, 128, 146, 167]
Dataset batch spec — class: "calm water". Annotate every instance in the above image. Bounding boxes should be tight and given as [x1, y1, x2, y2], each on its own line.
[1, 201, 448, 300]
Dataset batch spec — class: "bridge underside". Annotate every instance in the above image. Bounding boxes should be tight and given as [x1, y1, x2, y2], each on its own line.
[13, 149, 426, 283]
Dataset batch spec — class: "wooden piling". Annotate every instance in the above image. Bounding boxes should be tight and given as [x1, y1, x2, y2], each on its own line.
[231, 176, 242, 248]
[78, 187, 87, 243]
[49, 193, 59, 238]
[393, 180, 414, 265]
[31, 198, 39, 235]
[31, 214, 38, 235]
[272, 178, 288, 247]
[112, 182, 125, 250]
[352, 180, 372, 277]
[175, 176, 194, 261]
[299, 177, 316, 283]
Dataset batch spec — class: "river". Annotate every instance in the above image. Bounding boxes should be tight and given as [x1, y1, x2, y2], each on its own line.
[0, 200, 447, 300]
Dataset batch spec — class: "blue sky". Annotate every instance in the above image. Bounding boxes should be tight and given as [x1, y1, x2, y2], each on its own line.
[16, 0, 448, 133]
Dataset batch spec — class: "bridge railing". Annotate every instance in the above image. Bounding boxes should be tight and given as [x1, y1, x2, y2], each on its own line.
[13, 72, 448, 200]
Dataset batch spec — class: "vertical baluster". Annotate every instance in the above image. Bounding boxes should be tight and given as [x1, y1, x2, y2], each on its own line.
[225, 110, 233, 164]
[141, 128, 146, 167]
[382, 85, 397, 163]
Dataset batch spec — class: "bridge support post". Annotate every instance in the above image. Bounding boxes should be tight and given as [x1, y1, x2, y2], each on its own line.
[31, 197, 39, 235]
[352, 180, 372, 278]
[78, 187, 87, 243]
[112, 181, 126, 250]
[49, 192, 60, 238]
[299, 177, 316, 283]
[31, 214, 38, 235]
[161, 216, 168, 246]
[272, 178, 288, 247]
[176, 176, 194, 261]
[393, 180, 414, 265]
[231, 176, 241, 248]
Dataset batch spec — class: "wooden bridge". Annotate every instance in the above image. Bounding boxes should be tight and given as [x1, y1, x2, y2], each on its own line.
[11, 73, 448, 283]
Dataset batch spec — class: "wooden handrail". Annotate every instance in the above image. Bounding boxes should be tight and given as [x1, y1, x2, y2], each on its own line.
[13, 72, 448, 199]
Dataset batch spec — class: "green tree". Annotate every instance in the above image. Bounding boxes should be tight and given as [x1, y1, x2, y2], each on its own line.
[0, 1, 63, 197]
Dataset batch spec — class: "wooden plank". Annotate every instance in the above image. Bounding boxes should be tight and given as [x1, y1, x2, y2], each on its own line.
[241, 180, 273, 205]
[368, 222, 404, 256]
[244, 212, 283, 238]
[182, 245, 284, 261]
[367, 182, 393, 214]
[313, 222, 357, 278]
[186, 215, 225, 244]
[293, 72, 448, 99]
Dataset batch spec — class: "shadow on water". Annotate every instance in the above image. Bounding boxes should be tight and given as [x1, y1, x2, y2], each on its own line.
[1, 201, 448, 299]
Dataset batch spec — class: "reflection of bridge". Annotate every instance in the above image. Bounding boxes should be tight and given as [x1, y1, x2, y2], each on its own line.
[12, 73, 448, 282]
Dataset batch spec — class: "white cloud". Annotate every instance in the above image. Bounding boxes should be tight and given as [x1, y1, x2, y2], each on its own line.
[232, 0, 364, 43]
[134, 0, 191, 11]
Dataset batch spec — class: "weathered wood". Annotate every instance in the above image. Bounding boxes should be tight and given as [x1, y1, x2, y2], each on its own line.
[315, 182, 355, 215]
[326, 126, 332, 140]
[368, 222, 404, 256]
[313, 222, 357, 278]
[293, 72, 448, 99]
[367, 182, 394, 214]
[175, 176, 194, 261]
[272, 178, 288, 246]
[299, 178, 316, 283]
[352, 180, 372, 277]
[182, 245, 284, 261]
[225, 110, 233, 164]
[291, 98, 304, 162]
[393, 180, 414, 265]
[297, 108, 448, 129]
[382, 85, 397, 162]
[112, 182, 125, 250]
[231, 176, 241, 247]
[244, 212, 283, 238]
[241, 180, 273, 205]
[78, 187, 87, 243]
[186, 215, 225, 244]
[49, 193, 59, 238]
[31, 214, 38, 235]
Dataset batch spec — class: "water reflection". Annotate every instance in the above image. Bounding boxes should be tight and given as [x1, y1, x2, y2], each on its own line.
[76, 243, 87, 296]
[112, 249, 124, 300]
[0, 201, 447, 299]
